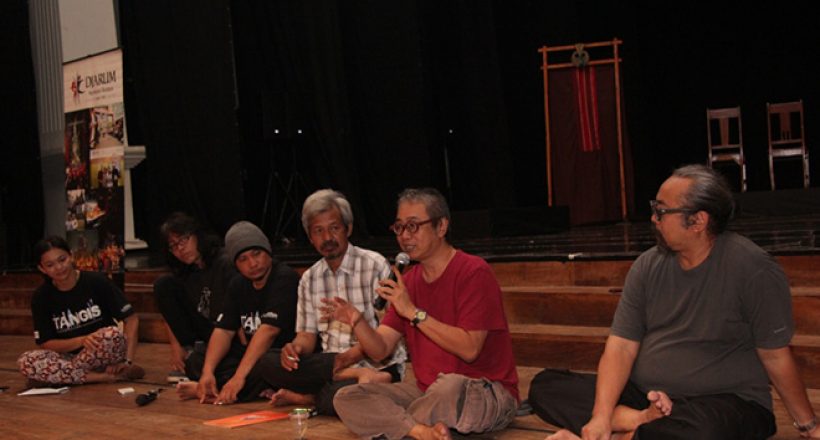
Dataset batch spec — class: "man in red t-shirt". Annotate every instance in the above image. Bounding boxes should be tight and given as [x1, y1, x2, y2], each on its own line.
[325, 188, 519, 440]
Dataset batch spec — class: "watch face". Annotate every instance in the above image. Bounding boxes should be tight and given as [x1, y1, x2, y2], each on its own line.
[412, 309, 427, 326]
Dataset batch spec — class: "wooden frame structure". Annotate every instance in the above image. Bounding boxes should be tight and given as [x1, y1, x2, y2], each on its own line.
[538, 38, 627, 220]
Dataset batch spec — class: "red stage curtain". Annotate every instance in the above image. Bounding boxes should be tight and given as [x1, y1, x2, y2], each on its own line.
[548, 65, 632, 225]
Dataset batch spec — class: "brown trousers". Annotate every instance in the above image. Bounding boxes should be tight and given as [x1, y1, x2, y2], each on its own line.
[333, 373, 517, 440]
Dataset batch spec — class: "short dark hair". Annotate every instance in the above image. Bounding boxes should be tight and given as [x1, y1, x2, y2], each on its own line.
[397, 187, 451, 230]
[672, 164, 734, 235]
[33, 236, 71, 266]
[160, 212, 220, 274]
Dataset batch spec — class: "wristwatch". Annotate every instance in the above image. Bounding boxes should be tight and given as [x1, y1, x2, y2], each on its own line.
[411, 309, 428, 327]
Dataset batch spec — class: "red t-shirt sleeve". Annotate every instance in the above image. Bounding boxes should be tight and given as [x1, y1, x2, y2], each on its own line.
[381, 302, 406, 335]
[455, 262, 508, 331]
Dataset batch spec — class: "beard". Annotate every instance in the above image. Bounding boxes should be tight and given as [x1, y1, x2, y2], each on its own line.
[652, 224, 674, 255]
[320, 240, 343, 260]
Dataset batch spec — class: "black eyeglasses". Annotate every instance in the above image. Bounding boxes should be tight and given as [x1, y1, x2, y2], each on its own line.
[390, 218, 436, 235]
[168, 234, 192, 251]
[649, 200, 693, 220]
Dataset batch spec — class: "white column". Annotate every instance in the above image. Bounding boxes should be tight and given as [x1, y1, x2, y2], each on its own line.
[28, 0, 66, 237]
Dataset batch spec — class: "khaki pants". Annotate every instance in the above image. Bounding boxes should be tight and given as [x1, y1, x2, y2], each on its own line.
[333, 373, 517, 440]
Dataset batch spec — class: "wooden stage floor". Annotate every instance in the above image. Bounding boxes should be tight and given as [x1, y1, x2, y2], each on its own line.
[1, 336, 818, 439]
[0, 336, 555, 439]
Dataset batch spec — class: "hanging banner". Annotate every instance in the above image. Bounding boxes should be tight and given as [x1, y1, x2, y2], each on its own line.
[63, 49, 126, 277]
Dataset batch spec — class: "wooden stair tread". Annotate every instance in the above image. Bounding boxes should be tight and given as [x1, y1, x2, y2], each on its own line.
[502, 285, 820, 296]
[792, 334, 820, 347]
[508, 323, 820, 345]
[509, 323, 609, 338]
[503, 285, 622, 294]
[0, 308, 30, 316]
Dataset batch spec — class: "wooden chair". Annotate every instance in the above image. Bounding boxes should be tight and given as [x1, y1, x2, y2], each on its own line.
[706, 106, 746, 192]
[767, 100, 810, 190]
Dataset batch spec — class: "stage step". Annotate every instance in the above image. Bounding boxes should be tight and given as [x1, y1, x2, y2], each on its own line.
[491, 254, 820, 287]
[0, 308, 32, 336]
[137, 312, 169, 343]
[3, 279, 820, 334]
[0, 308, 169, 345]
[509, 323, 607, 371]
[0, 272, 42, 288]
[492, 260, 633, 287]
[509, 323, 820, 389]
[6, 282, 816, 334]
[2, 256, 820, 390]
[502, 286, 820, 335]
[503, 286, 621, 328]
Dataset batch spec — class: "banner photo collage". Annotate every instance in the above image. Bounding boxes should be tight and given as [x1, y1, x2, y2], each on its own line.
[63, 49, 127, 276]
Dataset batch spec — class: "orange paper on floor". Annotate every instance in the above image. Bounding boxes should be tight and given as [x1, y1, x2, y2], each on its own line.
[204, 410, 289, 428]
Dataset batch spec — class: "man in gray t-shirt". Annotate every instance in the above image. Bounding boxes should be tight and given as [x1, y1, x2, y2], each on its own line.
[529, 165, 818, 439]
[614, 231, 792, 412]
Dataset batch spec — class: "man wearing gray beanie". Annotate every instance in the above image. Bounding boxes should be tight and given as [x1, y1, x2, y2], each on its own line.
[179, 220, 300, 405]
[224, 221, 273, 263]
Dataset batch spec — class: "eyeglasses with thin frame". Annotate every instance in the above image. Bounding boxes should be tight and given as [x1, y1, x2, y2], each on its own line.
[168, 234, 192, 251]
[390, 218, 436, 236]
[649, 200, 694, 220]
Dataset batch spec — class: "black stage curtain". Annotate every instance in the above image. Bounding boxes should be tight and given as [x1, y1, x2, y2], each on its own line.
[0, 0, 43, 269]
[120, 0, 245, 249]
[231, 0, 517, 242]
[114, 1, 820, 258]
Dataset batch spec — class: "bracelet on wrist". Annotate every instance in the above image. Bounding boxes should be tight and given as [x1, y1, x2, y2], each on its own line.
[794, 415, 817, 435]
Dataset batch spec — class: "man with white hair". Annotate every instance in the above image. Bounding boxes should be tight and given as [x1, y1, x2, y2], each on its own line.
[259, 189, 406, 415]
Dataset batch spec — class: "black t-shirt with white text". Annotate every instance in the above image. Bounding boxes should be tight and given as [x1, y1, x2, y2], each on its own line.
[215, 260, 298, 349]
[31, 271, 134, 348]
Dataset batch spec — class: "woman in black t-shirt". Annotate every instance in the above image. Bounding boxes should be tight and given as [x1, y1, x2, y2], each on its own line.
[17, 236, 143, 387]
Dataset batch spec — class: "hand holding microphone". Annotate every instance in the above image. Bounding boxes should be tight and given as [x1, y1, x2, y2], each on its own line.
[374, 252, 410, 310]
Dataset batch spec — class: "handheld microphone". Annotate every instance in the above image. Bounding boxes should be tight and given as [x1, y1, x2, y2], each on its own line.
[374, 252, 410, 310]
[135, 388, 161, 406]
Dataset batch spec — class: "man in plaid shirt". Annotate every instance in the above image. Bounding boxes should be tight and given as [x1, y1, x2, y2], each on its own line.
[259, 189, 406, 415]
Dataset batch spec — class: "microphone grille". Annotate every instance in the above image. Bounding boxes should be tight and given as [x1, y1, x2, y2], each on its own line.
[395, 252, 410, 265]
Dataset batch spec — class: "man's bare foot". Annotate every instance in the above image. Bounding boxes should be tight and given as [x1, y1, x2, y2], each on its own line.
[545, 429, 581, 440]
[409, 422, 451, 440]
[176, 381, 199, 400]
[611, 390, 673, 432]
[356, 369, 392, 384]
[267, 388, 316, 407]
[645, 390, 672, 421]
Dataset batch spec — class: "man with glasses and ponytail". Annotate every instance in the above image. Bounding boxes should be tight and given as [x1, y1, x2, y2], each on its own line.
[528, 164, 818, 440]
[328, 187, 519, 440]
